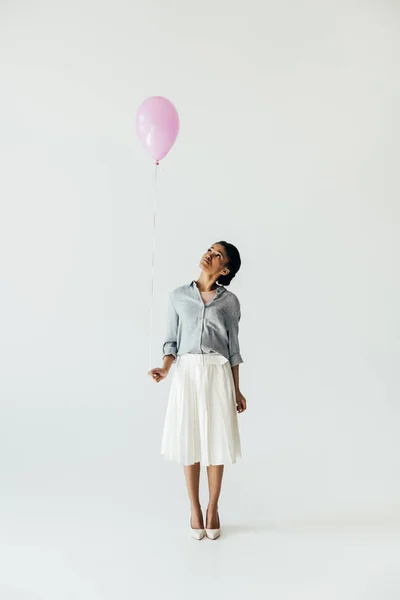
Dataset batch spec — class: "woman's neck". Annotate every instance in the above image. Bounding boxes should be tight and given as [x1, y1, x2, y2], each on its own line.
[195, 274, 218, 292]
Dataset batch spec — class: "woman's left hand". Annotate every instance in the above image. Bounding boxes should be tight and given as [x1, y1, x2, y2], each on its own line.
[236, 390, 247, 413]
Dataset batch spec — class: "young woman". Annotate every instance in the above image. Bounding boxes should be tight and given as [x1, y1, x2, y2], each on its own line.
[148, 241, 247, 540]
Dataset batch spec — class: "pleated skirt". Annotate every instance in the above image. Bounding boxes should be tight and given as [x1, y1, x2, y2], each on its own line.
[160, 353, 242, 466]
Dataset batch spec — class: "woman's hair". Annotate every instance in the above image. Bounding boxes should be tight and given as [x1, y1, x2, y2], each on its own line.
[215, 241, 241, 287]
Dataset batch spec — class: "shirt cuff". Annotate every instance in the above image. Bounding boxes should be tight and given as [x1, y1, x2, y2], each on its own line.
[229, 353, 243, 368]
[162, 343, 177, 360]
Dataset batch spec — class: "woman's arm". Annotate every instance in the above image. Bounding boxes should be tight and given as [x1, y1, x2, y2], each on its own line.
[228, 302, 243, 368]
[162, 293, 179, 367]
[229, 301, 246, 412]
[149, 294, 178, 381]
[162, 354, 175, 374]
[232, 363, 246, 412]
[231, 364, 240, 391]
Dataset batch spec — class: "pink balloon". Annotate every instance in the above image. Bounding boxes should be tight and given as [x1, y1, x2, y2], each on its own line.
[136, 96, 180, 163]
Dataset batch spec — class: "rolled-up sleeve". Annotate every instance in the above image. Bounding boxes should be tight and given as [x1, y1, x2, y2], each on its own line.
[228, 305, 243, 368]
[162, 293, 179, 361]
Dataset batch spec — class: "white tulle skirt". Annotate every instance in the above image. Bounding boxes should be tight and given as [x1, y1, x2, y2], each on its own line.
[160, 353, 242, 466]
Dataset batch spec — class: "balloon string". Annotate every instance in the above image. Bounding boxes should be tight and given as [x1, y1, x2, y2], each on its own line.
[148, 161, 159, 371]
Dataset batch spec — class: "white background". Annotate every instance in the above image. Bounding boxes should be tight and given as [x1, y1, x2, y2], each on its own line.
[0, 1, 399, 598]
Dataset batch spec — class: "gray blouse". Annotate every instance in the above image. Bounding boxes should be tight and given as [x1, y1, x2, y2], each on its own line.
[162, 280, 243, 368]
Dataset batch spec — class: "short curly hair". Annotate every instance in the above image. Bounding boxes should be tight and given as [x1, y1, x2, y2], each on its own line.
[214, 241, 241, 287]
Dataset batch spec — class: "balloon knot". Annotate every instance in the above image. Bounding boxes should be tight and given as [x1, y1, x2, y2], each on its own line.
[155, 161, 159, 166]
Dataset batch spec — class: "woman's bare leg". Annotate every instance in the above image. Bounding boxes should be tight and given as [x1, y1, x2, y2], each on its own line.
[206, 464, 224, 528]
[184, 462, 204, 528]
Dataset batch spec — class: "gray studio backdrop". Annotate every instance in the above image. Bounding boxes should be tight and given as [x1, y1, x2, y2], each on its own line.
[0, 1, 399, 598]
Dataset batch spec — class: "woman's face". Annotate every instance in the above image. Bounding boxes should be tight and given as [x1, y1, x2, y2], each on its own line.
[199, 244, 230, 278]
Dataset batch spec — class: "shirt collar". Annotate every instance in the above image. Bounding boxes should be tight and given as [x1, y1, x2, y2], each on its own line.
[190, 280, 225, 295]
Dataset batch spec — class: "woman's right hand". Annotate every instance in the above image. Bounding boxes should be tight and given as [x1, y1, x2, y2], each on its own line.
[148, 367, 168, 383]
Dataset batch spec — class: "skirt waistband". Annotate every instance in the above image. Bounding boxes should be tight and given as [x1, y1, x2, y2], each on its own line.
[177, 353, 228, 366]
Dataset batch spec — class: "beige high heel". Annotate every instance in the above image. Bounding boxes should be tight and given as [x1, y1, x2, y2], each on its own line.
[189, 512, 205, 540]
[205, 508, 221, 540]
